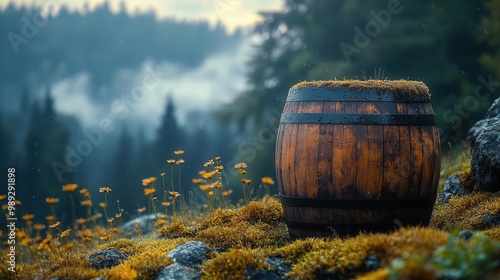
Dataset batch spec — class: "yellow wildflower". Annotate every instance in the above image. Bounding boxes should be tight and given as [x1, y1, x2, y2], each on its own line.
[192, 178, 203, 184]
[261, 177, 275, 185]
[34, 224, 46, 231]
[81, 200, 92, 207]
[234, 162, 247, 169]
[22, 214, 34, 221]
[199, 184, 211, 192]
[142, 177, 157, 186]
[45, 197, 59, 205]
[211, 181, 222, 189]
[144, 187, 156, 196]
[60, 229, 71, 238]
[169, 191, 180, 197]
[49, 221, 61, 228]
[62, 183, 78, 192]
[156, 219, 166, 227]
[99, 187, 112, 193]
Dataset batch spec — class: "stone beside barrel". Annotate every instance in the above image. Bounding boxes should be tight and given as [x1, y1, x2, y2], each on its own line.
[275, 80, 441, 238]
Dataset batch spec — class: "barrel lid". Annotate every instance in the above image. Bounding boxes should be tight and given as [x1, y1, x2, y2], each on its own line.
[292, 80, 430, 102]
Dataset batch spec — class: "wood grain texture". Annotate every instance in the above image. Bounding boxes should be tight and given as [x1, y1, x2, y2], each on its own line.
[275, 87, 441, 238]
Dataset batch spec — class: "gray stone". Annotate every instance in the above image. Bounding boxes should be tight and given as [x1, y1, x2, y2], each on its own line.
[120, 213, 157, 236]
[265, 256, 291, 276]
[245, 267, 281, 280]
[365, 255, 381, 271]
[483, 214, 500, 229]
[471, 120, 500, 192]
[467, 117, 500, 146]
[459, 230, 475, 241]
[155, 263, 201, 280]
[167, 241, 212, 268]
[87, 247, 128, 270]
[467, 97, 500, 146]
[485, 97, 500, 119]
[441, 172, 471, 203]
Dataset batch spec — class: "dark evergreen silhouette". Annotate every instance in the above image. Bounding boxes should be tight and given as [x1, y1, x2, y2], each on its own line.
[22, 88, 71, 217]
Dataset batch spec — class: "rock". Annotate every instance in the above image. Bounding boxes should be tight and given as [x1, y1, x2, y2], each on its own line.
[440, 172, 471, 203]
[467, 97, 500, 146]
[458, 230, 475, 241]
[155, 263, 201, 280]
[467, 117, 500, 146]
[167, 241, 212, 268]
[87, 247, 128, 270]
[485, 97, 500, 119]
[365, 255, 381, 271]
[483, 214, 500, 229]
[266, 256, 291, 276]
[245, 267, 281, 280]
[120, 213, 157, 236]
[471, 120, 500, 192]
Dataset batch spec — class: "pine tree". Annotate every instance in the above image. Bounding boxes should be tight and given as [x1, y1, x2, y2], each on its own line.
[155, 95, 185, 160]
[22, 89, 70, 216]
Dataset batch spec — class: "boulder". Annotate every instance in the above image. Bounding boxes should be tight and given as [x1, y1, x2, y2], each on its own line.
[467, 97, 500, 146]
[485, 97, 500, 119]
[156, 241, 212, 280]
[120, 213, 157, 236]
[471, 120, 500, 192]
[166, 241, 212, 268]
[155, 263, 201, 280]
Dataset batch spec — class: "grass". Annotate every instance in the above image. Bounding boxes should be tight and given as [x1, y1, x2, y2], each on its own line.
[1, 149, 499, 279]
[292, 79, 431, 101]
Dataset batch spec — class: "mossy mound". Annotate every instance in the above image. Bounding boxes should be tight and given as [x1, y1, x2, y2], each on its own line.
[431, 192, 500, 236]
[159, 198, 288, 249]
[292, 79, 430, 102]
[8, 196, 500, 279]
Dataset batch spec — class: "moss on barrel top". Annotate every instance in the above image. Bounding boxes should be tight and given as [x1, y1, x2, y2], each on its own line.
[292, 79, 431, 101]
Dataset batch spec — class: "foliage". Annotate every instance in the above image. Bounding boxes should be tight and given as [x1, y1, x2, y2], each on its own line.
[432, 233, 500, 279]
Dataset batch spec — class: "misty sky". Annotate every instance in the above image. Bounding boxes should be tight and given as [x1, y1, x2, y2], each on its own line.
[0, 0, 284, 140]
[0, 0, 282, 32]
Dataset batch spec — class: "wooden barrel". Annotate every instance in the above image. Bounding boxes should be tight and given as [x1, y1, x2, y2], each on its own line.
[275, 80, 441, 238]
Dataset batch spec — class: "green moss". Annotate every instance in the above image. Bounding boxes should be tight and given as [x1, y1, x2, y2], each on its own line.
[292, 79, 430, 101]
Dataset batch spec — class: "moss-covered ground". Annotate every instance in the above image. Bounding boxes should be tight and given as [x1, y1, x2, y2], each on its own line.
[1, 152, 499, 280]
